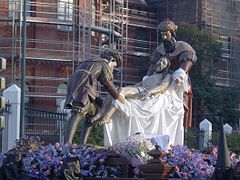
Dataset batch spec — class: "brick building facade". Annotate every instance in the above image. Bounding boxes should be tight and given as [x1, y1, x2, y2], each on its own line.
[0, 0, 239, 136]
[0, 0, 158, 111]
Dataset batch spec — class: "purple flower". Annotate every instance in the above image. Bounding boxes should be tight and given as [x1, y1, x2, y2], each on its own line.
[1, 136, 239, 179]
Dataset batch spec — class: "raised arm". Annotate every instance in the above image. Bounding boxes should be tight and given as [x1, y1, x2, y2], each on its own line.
[173, 50, 197, 90]
[99, 63, 125, 104]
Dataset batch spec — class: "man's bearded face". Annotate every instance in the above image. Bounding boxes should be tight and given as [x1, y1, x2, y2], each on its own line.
[161, 30, 176, 53]
[161, 31, 172, 41]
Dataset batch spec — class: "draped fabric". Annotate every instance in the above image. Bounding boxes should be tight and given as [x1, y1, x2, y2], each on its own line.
[104, 71, 189, 147]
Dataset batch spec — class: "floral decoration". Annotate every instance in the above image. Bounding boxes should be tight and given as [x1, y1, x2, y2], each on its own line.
[0, 136, 239, 180]
[110, 134, 154, 167]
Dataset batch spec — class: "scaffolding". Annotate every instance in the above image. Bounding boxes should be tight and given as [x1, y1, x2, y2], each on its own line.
[0, 0, 158, 108]
[143, 0, 240, 127]
[146, 0, 240, 87]
[2, 0, 239, 105]
[202, 0, 240, 87]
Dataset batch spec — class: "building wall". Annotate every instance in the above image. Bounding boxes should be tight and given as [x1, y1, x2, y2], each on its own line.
[0, 0, 158, 110]
[201, 0, 240, 87]
[147, 0, 200, 25]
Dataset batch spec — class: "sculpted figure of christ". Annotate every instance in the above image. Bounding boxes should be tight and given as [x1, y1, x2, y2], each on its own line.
[91, 57, 173, 125]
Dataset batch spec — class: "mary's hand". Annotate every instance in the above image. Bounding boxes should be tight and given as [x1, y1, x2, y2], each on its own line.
[174, 77, 183, 91]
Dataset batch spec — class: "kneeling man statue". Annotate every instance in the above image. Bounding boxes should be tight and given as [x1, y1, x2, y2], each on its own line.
[64, 49, 125, 145]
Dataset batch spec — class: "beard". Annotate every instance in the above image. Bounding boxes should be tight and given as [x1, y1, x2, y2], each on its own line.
[163, 39, 176, 53]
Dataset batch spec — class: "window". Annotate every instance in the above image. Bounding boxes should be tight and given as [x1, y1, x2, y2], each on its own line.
[8, 0, 19, 18]
[8, 0, 31, 19]
[57, 0, 73, 31]
[219, 35, 231, 58]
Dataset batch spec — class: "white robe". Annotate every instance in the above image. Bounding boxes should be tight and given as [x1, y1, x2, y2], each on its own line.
[104, 69, 189, 147]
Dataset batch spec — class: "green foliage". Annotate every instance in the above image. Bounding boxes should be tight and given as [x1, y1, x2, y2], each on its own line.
[87, 126, 104, 146]
[226, 133, 240, 153]
[214, 87, 240, 121]
[177, 24, 222, 63]
[211, 132, 240, 153]
[73, 120, 104, 146]
[184, 128, 199, 149]
[185, 129, 240, 153]
[177, 24, 240, 124]
[177, 24, 222, 83]
[177, 24, 221, 98]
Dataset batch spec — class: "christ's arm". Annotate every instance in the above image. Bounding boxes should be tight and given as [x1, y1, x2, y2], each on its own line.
[146, 74, 172, 96]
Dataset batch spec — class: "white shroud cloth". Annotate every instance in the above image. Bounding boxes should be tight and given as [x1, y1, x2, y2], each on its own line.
[104, 69, 188, 147]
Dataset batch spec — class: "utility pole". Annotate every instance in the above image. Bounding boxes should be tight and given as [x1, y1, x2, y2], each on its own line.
[20, 0, 27, 137]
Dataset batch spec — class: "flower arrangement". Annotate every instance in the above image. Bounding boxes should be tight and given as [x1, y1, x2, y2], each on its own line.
[0, 136, 239, 179]
[166, 144, 240, 179]
[166, 145, 216, 179]
[22, 142, 121, 179]
[110, 134, 154, 167]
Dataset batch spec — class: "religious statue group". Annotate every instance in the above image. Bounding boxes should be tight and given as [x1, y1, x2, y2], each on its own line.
[64, 19, 197, 148]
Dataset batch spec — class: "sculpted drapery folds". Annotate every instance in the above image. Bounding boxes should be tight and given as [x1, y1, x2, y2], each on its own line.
[90, 20, 197, 146]
[94, 20, 197, 129]
[102, 21, 197, 146]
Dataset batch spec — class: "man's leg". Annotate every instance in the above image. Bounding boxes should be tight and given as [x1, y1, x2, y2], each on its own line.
[79, 117, 93, 145]
[80, 103, 98, 144]
[65, 110, 84, 144]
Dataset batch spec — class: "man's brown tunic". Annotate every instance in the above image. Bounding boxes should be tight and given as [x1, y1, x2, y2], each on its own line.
[65, 58, 120, 112]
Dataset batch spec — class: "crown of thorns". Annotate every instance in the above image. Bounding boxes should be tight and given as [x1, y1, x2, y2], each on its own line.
[158, 19, 178, 32]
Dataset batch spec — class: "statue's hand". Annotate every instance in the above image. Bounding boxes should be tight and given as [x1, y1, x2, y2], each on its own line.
[118, 94, 126, 104]
[174, 77, 183, 91]
[142, 75, 149, 81]
[172, 68, 186, 91]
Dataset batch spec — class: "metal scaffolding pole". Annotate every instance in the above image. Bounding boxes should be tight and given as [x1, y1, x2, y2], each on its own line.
[20, 0, 27, 137]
